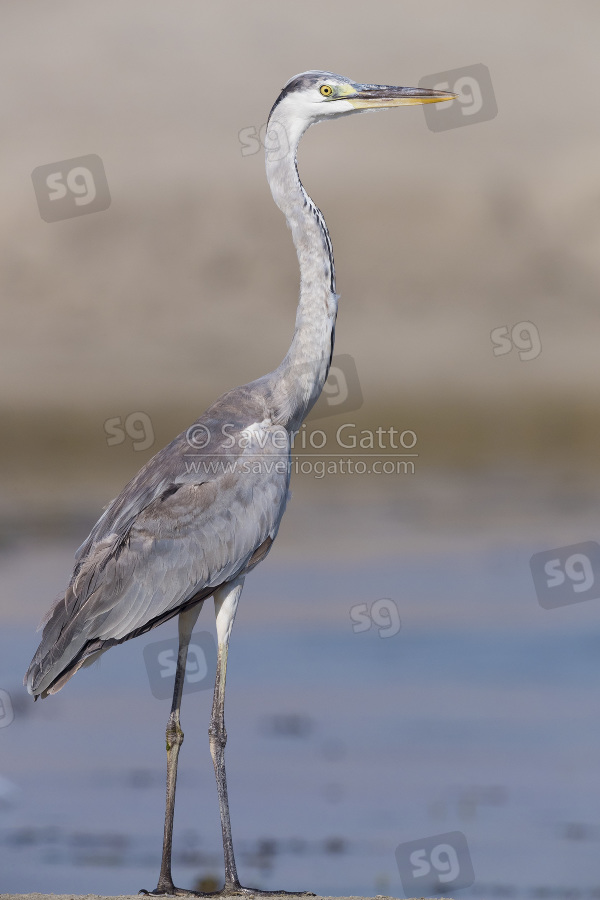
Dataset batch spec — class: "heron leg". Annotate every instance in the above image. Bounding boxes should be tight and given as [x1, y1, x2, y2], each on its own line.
[209, 578, 313, 898]
[146, 602, 203, 896]
[209, 577, 244, 890]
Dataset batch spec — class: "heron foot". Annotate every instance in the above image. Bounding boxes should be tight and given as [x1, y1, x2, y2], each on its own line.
[139, 881, 315, 897]
[215, 887, 315, 897]
[139, 887, 314, 897]
[139, 888, 203, 896]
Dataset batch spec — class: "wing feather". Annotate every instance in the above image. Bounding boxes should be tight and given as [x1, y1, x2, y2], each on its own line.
[25, 388, 290, 697]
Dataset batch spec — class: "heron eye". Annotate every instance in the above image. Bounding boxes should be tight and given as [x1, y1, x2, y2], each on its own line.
[320, 85, 334, 97]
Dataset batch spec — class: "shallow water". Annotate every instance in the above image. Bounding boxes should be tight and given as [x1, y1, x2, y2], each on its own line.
[1, 536, 600, 897]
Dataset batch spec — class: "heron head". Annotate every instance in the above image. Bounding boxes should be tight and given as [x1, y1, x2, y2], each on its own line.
[268, 70, 455, 136]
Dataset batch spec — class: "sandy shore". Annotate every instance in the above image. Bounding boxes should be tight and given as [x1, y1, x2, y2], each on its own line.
[0, 895, 436, 900]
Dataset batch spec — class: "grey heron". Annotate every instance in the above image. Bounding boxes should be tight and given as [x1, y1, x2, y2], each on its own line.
[25, 71, 453, 895]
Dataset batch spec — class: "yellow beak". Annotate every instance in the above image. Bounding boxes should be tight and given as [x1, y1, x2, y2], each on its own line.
[346, 84, 456, 109]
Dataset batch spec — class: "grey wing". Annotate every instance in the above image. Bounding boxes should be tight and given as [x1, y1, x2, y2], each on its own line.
[25, 412, 290, 698]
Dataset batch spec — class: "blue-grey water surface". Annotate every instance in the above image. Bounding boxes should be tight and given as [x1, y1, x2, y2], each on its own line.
[1, 538, 600, 897]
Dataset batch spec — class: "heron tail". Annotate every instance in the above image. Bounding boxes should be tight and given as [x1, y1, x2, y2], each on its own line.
[24, 587, 115, 699]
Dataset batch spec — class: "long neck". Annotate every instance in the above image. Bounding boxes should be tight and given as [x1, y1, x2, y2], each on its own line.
[265, 114, 338, 433]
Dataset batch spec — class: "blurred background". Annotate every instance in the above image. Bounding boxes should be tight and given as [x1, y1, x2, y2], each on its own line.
[2, 0, 600, 896]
